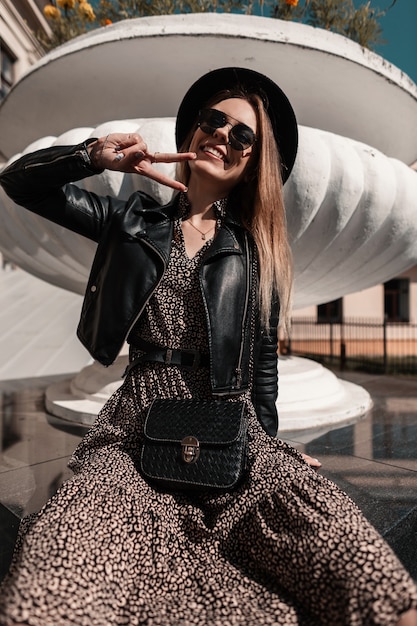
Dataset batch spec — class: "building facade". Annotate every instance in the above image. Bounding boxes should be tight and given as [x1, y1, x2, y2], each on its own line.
[291, 265, 417, 373]
[0, 0, 49, 158]
[293, 265, 417, 324]
[0, 0, 49, 264]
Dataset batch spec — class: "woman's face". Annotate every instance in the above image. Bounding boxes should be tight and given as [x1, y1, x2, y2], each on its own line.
[188, 97, 257, 194]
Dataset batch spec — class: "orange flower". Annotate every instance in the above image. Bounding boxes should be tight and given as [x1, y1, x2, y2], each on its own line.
[57, 0, 76, 8]
[43, 4, 61, 19]
[104, 18, 112, 25]
[78, 1, 95, 21]
[285, 0, 299, 6]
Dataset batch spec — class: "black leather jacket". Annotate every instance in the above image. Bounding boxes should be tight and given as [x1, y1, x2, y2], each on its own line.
[0, 142, 279, 435]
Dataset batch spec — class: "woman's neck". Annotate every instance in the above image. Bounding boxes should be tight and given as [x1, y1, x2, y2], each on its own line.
[186, 180, 226, 219]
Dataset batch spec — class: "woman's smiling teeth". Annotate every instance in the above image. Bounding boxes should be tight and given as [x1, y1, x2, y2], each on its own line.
[202, 145, 228, 162]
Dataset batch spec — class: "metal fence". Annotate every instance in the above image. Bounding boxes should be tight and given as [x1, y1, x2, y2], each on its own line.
[287, 317, 417, 375]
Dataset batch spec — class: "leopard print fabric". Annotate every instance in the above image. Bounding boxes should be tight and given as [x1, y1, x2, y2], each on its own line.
[1, 221, 416, 626]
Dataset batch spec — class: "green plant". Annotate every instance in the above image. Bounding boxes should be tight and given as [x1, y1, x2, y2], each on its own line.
[39, 0, 97, 49]
[39, 0, 399, 51]
[272, 0, 392, 49]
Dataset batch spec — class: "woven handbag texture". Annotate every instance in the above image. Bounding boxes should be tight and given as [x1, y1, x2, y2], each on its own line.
[140, 398, 248, 492]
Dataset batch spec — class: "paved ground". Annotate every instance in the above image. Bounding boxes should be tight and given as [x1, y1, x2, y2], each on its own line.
[288, 370, 417, 579]
[0, 369, 416, 581]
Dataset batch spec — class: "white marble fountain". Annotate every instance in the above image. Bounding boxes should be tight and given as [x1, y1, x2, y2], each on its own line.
[1, 14, 417, 437]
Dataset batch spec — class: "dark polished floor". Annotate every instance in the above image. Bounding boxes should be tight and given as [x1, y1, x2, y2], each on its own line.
[1, 369, 416, 581]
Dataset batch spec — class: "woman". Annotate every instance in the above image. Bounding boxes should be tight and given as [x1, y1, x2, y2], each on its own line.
[0, 67, 416, 626]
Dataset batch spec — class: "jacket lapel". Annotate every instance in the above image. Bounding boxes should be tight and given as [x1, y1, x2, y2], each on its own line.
[123, 196, 179, 265]
[202, 226, 243, 262]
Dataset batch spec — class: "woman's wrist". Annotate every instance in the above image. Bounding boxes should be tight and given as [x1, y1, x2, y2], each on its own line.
[74, 138, 102, 172]
[87, 139, 103, 170]
[88, 137, 108, 171]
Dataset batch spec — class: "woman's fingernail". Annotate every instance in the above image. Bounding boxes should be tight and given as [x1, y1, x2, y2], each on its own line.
[135, 151, 145, 158]
[183, 187, 188, 192]
[114, 153, 124, 162]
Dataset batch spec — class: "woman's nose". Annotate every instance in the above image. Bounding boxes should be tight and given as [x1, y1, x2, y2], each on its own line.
[213, 123, 231, 144]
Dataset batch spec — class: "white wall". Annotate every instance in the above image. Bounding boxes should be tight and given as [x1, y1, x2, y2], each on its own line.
[343, 285, 383, 319]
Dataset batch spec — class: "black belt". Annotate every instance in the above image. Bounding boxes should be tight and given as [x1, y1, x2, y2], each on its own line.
[124, 338, 210, 377]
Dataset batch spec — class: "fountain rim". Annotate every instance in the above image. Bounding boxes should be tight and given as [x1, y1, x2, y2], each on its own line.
[1, 13, 417, 163]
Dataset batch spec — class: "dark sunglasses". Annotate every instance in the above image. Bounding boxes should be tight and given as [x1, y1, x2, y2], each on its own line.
[197, 108, 256, 151]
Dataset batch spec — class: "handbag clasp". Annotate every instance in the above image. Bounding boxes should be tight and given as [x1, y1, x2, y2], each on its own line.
[181, 436, 200, 464]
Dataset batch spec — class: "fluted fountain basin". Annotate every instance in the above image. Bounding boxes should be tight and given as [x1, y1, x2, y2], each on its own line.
[1, 120, 417, 308]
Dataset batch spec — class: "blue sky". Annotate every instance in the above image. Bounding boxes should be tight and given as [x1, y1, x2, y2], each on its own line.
[256, 0, 417, 83]
[363, 0, 417, 83]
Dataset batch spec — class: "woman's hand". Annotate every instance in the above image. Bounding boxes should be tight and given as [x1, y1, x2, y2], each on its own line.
[88, 133, 196, 192]
[301, 453, 322, 471]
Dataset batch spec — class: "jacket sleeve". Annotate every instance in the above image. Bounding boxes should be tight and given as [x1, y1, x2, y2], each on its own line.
[0, 140, 125, 242]
[252, 302, 279, 437]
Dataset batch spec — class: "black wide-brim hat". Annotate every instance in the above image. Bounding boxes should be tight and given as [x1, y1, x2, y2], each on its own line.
[175, 67, 298, 183]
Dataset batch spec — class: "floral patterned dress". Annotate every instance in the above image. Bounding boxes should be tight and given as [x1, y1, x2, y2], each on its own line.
[1, 213, 416, 626]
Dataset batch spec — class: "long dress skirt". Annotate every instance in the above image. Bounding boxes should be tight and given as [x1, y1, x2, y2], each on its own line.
[1, 227, 416, 626]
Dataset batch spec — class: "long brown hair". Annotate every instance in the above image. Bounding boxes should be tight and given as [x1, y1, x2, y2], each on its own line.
[177, 90, 293, 334]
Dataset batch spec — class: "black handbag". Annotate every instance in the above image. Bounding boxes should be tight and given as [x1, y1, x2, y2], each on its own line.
[140, 398, 248, 492]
